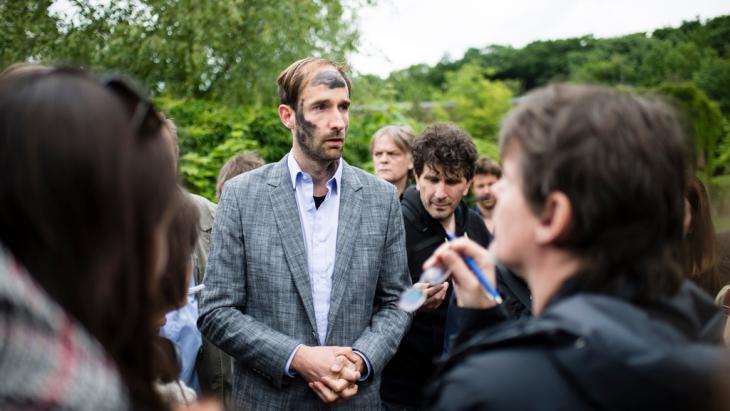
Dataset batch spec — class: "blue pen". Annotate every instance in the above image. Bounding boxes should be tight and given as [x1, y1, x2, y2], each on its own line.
[446, 233, 503, 304]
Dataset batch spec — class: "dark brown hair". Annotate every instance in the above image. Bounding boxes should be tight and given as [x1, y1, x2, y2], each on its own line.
[413, 123, 478, 181]
[474, 156, 502, 178]
[683, 175, 721, 295]
[216, 151, 265, 199]
[277, 57, 351, 109]
[157, 191, 200, 313]
[499, 84, 687, 300]
[0, 68, 177, 410]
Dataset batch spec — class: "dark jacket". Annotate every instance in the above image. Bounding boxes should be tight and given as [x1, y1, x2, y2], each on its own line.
[425, 279, 730, 411]
[380, 186, 492, 406]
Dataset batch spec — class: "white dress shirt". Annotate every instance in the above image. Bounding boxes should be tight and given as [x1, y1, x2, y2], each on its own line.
[288, 152, 342, 345]
[283, 153, 371, 380]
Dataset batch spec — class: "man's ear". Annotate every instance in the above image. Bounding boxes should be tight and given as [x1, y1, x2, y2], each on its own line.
[462, 179, 472, 197]
[535, 192, 572, 245]
[278, 104, 295, 129]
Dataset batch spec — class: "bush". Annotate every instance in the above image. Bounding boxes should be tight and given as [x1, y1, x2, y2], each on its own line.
[156, 97, 424, 199]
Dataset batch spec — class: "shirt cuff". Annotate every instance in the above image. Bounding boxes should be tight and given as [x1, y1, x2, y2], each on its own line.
[352, 350, 372, 381]
[284, 344, 303, 378]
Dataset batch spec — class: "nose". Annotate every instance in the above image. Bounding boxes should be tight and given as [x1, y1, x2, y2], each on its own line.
[330, 110, 346, 132]
[434, 181, 448, 199]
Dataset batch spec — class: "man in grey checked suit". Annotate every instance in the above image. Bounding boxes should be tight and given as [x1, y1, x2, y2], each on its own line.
[198, 57, 412, 410]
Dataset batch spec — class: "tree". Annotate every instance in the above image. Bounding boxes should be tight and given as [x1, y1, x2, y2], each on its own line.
[434, 63, 513, 142]
[694, 56, 730, 115]
[653, 83, 726, 179]
[0, 0, 60, 68]
[2, 0, 370, 104]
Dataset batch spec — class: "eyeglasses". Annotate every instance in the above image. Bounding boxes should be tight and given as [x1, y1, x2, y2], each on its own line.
[100, 76, 164, 140]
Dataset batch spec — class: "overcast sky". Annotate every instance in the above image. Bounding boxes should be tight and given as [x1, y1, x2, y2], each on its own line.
[351, 0, 730, 77]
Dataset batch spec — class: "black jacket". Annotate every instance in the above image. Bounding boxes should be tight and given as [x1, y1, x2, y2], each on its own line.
[380, 186, 493, 406]
[425, 280, 730, 410]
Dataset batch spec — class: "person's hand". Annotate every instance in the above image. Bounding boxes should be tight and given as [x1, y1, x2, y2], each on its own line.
[291, 345, 358, 383]
[292, 346, 361, 403]
[423, 237, 497, 309]
[311, 355, 362, 403]
[414, 281, 449, 312]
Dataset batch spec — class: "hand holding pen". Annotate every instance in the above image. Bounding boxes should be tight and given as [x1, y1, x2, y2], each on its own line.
[422, 236, 501, 309]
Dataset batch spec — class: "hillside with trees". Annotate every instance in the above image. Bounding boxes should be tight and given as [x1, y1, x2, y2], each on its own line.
[3, 2, 729, 213]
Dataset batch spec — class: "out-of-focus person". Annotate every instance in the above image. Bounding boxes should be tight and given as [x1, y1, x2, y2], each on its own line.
[0, 67, 179, 410]
[371, 125, 415, 199]
[471, 156, 501, 234]
[216, 151, 265, 200]
[423, 84, 730, 411]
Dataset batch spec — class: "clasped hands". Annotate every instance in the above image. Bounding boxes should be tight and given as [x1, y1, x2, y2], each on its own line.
[291, 345, 364, 404]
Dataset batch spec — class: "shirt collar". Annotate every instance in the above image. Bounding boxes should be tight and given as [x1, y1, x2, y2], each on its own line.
[287, 151, 342, 194]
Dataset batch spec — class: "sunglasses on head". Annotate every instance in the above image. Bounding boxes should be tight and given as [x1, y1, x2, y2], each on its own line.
[100, 76, 164, 140]
[46, 67, 164, 139]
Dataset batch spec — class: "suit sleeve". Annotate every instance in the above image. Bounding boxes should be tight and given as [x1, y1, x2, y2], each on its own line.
[351, 187, 413, 376]
[197, 182, 300, 389]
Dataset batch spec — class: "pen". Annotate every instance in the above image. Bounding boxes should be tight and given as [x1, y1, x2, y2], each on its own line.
[445, 233, 503, 304]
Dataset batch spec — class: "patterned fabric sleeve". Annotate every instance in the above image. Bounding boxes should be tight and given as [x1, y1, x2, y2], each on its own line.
[0, 246, 130, 411]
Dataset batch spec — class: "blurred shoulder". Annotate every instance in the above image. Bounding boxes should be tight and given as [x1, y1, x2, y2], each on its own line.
[428, 347, 574, 410]
[187, 192, 217, 224]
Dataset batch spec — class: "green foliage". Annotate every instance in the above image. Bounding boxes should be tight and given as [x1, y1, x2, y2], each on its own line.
[2, 0, 368, 104]
[156, 96, 420, 199]
[0, 0, 59, 66]
[652, 83, 725, 178]
[156, 96, 288, 199]
[433, 63, 513, 142]
[694, 56, 730, 115]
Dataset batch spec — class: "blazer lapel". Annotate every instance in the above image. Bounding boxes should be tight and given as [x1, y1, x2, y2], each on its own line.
[268, 156, 318, 335]
[326, 162, 363, 342]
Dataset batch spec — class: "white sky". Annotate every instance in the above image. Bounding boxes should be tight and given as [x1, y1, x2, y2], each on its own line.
[351, 0, 730, 77]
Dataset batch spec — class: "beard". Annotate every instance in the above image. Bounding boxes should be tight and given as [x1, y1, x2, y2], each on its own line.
[475, 194, 496, 209]
[295, 109, 345, 162]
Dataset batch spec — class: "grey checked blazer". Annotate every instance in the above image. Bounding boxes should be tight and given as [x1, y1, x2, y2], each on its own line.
[198, 155, 412, 410]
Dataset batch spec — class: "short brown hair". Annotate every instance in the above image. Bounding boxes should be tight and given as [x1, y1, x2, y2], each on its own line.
[499, 84, 687, 299]
[413, 123, 478, 181]
[474, 156, 501, 178]
[277, 57, 352, 109]
[216, 151, 265, 199]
